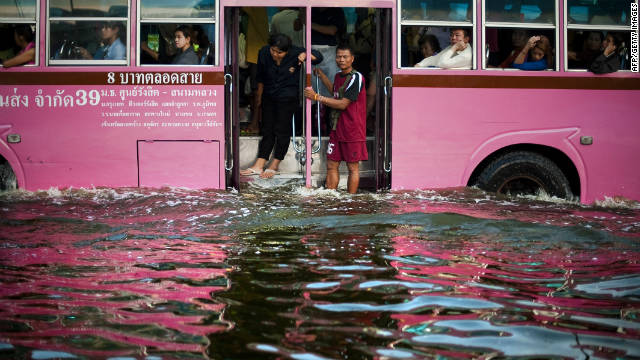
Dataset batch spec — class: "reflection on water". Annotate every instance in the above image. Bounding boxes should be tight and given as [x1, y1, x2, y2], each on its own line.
[0, 186, 638, 359]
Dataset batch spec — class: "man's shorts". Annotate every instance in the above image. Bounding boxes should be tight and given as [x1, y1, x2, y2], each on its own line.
[326, 131, 368, 163]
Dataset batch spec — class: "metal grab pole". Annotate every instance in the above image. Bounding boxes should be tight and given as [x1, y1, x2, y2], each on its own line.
[311, 67, 322, 154]
[291, 114, 305, 154]
[224, 73, 233, 171]
[383, 76, 392, 173]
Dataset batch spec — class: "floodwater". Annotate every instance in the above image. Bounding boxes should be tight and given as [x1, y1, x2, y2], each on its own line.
[0, 184, 639, 360]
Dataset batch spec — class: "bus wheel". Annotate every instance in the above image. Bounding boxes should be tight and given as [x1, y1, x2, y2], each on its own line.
[0, 159, 17, 191]
[476, 151, 572, 199]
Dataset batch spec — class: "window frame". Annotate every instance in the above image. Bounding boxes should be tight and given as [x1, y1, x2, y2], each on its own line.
[136, 0, 218, 67]
[564, 1, 633, 72]
[46, 0, 130, 66]
[482, 0, 559, 71]
[397, 0, 477, 69]
[1, 0, 40, 67]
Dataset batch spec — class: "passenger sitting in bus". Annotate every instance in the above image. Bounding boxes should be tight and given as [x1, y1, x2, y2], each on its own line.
[498, 29, 528, 68]
[568, 31, 603, 69]
[1, 24, 35, 68]
[589, 32, 623, 74]
[418, 34, 441, 60]
[240, 34, 322, 179]
[172, 25, 199, 65]
[511, 35, 552, 71]
[77, 22, 125, 60]
[414, 28, 472, 69]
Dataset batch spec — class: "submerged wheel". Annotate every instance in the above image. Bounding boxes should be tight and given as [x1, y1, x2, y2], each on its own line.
[0, 159, 17, 191]
[476, 151, 572, 199]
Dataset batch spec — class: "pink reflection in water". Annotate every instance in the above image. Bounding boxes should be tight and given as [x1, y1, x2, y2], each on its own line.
[0, 195, 233, 358]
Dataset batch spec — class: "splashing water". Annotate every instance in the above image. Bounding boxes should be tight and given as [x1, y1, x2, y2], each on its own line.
[0, 186, 638, 359]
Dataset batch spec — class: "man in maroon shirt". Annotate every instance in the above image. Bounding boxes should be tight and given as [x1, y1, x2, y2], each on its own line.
[304, 44, 367, 194]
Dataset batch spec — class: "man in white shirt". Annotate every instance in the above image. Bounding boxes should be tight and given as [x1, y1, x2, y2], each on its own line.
[414, 28, 472, 69]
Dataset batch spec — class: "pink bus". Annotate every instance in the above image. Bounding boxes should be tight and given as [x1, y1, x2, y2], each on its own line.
[1, 0, 639, 204]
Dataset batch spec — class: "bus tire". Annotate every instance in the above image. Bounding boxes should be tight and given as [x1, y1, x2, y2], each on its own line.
[476, 151, 572, 199]
[0, 159, 17, 191]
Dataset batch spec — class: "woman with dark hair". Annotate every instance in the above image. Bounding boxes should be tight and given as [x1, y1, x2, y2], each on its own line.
[241, 33, 322, 178]
[418, 34, 441, 60]
[512, 35, 553, 70]
[172, 25, 199, 65]
[589, 32, 623, 74]
[1, 24, 35, 68]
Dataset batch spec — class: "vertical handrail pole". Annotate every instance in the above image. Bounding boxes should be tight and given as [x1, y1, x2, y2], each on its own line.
[305, 6, 312, 187]
[311, 67, 322, 153]
[224, 73, 233, 171]
[383, 76, 392, 173]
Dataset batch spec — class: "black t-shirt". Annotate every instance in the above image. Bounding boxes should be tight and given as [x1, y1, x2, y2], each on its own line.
[256, 45, 305, 100]
[311, 8, 346, 46]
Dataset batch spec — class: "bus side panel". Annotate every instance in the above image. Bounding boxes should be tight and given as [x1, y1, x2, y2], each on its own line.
[1, 85, 225, 190]
[391, 87, 640, 203]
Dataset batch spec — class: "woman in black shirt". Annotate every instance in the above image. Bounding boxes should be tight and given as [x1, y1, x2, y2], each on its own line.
[241, 33, 321, 178]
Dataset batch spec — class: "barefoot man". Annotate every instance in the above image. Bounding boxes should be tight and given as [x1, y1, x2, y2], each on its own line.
[304, 44, 367, 193]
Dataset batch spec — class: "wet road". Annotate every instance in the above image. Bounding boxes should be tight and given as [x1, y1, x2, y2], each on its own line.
[0, 185, 638, 359]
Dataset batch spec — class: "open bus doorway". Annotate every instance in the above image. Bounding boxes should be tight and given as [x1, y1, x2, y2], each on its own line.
[225, 7, 309, 190]
[305, 7, 392, 192]
[224, 7, 392, 192]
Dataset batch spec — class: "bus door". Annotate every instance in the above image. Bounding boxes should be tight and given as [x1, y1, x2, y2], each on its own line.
[223, 7, 240, 190]
[225, 7, 309, 190]
[306, 7, 392, 191]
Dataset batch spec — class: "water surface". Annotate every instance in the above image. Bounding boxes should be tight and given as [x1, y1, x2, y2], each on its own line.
[0, 185, 638, 359]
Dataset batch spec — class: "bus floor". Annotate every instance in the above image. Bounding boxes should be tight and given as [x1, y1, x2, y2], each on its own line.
[238, 136, 376, 189]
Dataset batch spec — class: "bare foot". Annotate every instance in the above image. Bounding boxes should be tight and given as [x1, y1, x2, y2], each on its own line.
[240, 167, 262, 176]
[260, 168, 278, 179]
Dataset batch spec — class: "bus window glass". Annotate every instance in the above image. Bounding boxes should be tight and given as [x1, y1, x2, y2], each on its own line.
[485, 0, 555, 24]
[138, 0, 216, 66]
[402, 26, 473, 69]
[140, 23, 215, 65]
[0, 0, 36, 18]
[567, 0, 633, 26]
[401, 0, 472, 22]
[567, 30, 631, 71]
[566, 1, 633, 71]
[49, 0, 128, 17]
[485, 28, 555, 70]
[49, 20, 127, 62]
[140, 0, 216, 19]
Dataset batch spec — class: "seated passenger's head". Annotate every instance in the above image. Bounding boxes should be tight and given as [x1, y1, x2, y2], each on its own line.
[585, 31, 604, 52]
[511, 29, 528, 48]
[603, 32, 624, 53]
[100, 22, 122, 44]
[174, 25, 193, 51]
[13, 24, 34, 47]
[529, 35, 552, 66]
[449, 28, 469, 45]
[268, 33, 292, 62]
[419, 34, 441, 58]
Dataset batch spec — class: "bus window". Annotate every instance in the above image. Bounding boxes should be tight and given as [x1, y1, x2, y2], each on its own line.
[567, 0, 633, 26]
[0, 0, 38, 67]
[485, 0, 555, 23]
[566, 1, 633, 71]
[48, 0, 129, 65]
[139, 0, 216, 66]
[483, 1, 556, 70]
[399, 1, 475, 69]
[485, 28, 555, 70]
[401, 0, 472, 22]
[0, 0, 37, 18]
